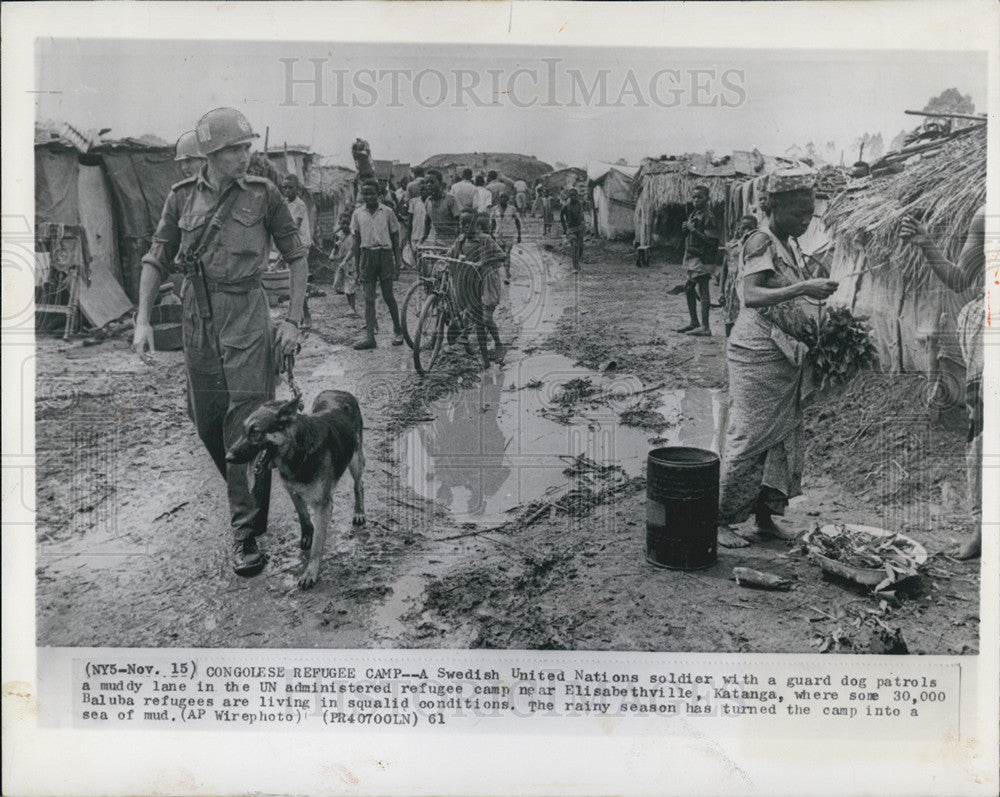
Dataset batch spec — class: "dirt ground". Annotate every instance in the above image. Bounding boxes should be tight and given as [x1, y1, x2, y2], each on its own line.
[35, 217, 980, 654]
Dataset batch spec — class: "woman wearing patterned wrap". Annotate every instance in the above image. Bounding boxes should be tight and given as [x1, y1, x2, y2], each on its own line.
[717, 169, 839, 549]
[900, 207, 986, 559]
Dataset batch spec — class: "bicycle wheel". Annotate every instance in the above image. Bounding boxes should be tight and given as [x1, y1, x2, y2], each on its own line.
[413, 293, 446, 375]
[400, 279, 423, 349]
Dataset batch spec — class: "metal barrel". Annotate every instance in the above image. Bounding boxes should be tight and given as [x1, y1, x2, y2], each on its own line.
[645, 446, 719, 570]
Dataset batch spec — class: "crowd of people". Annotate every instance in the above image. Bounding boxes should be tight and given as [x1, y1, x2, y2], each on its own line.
[319, 163, 587, 351]
[134, 108, 984, 576]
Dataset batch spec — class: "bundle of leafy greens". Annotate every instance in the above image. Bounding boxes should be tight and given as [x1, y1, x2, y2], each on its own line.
[806, 307, 878, 390]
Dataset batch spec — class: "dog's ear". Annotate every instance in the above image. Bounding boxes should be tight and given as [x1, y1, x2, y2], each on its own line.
[277, 395, 300, 420]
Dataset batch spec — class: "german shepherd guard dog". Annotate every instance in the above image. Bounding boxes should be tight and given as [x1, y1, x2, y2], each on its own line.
[226, 390, 366, 588]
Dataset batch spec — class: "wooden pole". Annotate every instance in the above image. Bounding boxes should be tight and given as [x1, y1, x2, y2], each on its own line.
[904, 110, 987, 121]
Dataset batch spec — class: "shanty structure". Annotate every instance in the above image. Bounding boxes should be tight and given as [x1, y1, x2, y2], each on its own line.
[631, 154, 733, 249]
[419, 152, 552, 184]
[304, 157, 357, 246]
[588, 161, 638, 240]
[35, 122, 182, 333]
[823, 123, 986, 376]
[264, 145, 313, 182]
[371, 159, 410, 185]
[538, 166, 587, 200]
[91, 135, 183, 301]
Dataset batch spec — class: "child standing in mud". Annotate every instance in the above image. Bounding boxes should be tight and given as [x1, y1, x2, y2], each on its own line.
[676, 185, 721, 337]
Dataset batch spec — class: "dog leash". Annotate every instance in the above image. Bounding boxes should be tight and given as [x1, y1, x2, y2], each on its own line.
[283, 347, 304, 411]
[252, 345, 304, 484]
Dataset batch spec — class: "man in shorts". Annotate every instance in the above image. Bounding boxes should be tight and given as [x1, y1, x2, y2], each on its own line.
[351, 179, 404, 349]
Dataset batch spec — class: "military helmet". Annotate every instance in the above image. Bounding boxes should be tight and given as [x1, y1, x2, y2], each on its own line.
[174, 130, 206, 162]
[195, 108, 259, 155]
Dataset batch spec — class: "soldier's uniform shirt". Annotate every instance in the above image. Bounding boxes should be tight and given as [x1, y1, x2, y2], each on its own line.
[143, 171, 305, 283]
[142, 170, 305, 541]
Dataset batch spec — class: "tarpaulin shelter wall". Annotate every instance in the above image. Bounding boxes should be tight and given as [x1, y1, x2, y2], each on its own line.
[35, 132, 136, 330]
[35, 141, 104, 316]
[266, 148, 312, 181]
[91, 140, 183, 302]
[588, 162, 638, 240]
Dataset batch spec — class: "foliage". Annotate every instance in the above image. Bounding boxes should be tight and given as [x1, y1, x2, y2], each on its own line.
[923, 88, 975, 116]
[806, 306, 878, 390]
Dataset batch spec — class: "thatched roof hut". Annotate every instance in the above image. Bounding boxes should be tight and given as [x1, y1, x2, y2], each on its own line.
[823, 124, 986, 289]
[633, 157, 729, 208]
[822, 124, 986, 373]
[305, 158, 356, 206]
[419, 152, 552, 184]
[632, 154, 736, 249]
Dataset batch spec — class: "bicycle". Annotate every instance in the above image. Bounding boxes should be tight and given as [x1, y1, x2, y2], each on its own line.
[412, 254, 491, 375]
[400, 243, 450, 349]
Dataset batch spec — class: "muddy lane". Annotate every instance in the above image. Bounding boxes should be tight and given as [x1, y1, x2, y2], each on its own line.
[35, 232, 979, 654]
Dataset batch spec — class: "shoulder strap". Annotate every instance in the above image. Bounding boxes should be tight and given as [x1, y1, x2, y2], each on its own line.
[184, 182, 244, 261]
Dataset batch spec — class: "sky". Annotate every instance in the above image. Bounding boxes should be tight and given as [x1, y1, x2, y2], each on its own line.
[35, 39, 988, 168]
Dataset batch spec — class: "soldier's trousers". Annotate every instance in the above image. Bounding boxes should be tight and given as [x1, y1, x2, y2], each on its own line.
[181, 281, 275, 541]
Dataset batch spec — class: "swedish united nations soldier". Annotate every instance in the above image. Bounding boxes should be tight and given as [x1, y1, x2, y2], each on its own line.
[133, 108, 307, 576]
[173, 130, 206, 179]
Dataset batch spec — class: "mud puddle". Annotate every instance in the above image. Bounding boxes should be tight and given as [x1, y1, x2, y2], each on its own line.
[398, 358, 724, 525]
[397, 243, 726, 525]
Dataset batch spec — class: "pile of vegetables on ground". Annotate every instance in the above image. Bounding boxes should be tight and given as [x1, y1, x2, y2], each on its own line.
[805, 524, 924, 591]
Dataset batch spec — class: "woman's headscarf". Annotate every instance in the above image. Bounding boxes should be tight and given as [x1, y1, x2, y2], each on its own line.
[763, 166, 816, 213]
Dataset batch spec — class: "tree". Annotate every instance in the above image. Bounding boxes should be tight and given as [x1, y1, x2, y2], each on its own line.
[922, 88, 975, 116]
[852, 132, 884, 162]
[867, 133, 884, 161]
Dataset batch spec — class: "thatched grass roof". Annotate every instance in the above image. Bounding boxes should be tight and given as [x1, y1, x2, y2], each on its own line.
[305, 158, 356, 207]
[634, 157, 728, 206]
[419, 152, 552, 183]
[823, 125, 986, 287]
